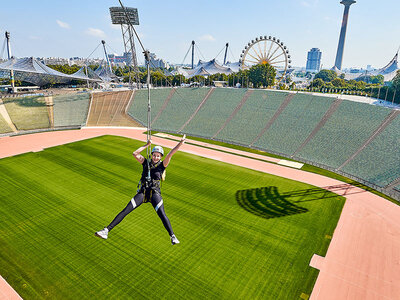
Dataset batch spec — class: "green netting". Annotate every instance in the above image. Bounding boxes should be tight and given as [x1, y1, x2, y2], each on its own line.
[53, 93, 90, 127]
[296, 101, 391, 169]
[342, 115, 400, 187]
[3, 96, 50, 130]
[0, 112, 13, 133]
[183, 88, 248, 137]
[152, 88, 211, 132]
[253, 94, 334, 155]
[127, 88, 172, 125]
[215, 90, 290, 145]
[394, 185, 400, 192]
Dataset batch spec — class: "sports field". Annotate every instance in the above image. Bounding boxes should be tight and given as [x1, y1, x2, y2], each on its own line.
[0, 135, 345, 299]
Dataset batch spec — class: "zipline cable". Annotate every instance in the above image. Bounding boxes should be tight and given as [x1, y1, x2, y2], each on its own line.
[118, 0, 153, 181]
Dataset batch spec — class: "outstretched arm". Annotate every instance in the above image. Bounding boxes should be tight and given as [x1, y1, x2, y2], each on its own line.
[163, 135, 186, 168]
[133, 140, 151, 164]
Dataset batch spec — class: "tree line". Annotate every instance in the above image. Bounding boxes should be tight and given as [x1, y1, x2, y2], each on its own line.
[1, 63, 399, 104]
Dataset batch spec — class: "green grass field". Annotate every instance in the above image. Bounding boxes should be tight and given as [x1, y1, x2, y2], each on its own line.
[0, 135, 345, 299]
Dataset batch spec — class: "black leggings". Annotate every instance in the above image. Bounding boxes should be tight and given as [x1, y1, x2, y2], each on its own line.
[107, 190, 174, 236]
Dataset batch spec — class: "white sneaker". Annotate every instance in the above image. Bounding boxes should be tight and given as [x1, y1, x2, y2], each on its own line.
[171, 234, 180, 245]
[95, 227, 109, 240]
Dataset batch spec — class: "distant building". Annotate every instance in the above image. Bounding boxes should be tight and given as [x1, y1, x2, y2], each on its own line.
[42, 57, 70, 65]
[108, 52, 132, 67]
[306, 48, 322, 73]
[148, 53, 169, 69]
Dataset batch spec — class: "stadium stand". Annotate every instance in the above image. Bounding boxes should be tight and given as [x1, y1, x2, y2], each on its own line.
[212, 89, 254, 138]
[0, 113, 12, 133]
[151, 89, 176, 125]
[151, 87, 212, 132]
[341, 113, 400, 187]
[215, 89, 291, 145]
[252, 93, 335, 156]
[127, 88, 172, 125]
[182, 88, 248, 137]
[295, 100, 392, 169]
[53, 93, 90, 127]
[0, 99, 15, 133]
[1, 87, 399, 200]
[87, 91, 140, 127]
[3, 96, 50, 130]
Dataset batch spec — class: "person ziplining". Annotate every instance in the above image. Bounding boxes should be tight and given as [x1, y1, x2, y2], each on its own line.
[95, 0, 187, 245]
[95, 135, 186, 245]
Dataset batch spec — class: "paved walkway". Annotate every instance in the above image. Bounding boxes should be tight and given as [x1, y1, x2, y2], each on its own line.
[0, 127, 399, 299]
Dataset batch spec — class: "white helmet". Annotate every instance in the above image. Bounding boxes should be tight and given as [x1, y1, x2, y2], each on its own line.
[151, 146, 164, 156]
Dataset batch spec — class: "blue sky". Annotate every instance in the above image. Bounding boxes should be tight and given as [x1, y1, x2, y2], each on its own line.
[0, 0, 399, 69]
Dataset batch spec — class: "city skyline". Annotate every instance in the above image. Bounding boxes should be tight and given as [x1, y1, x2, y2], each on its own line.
[0, 0, 399, 70]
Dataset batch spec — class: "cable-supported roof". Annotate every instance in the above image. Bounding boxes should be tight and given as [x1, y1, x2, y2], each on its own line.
[0, 57, 102, 86]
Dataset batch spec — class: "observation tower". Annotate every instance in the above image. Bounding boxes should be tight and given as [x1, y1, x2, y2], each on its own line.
[334, 0, 356, 70]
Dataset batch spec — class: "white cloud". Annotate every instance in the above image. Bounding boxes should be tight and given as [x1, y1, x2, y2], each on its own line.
[85, 28, 106, 38]
[29, 35, 41, 40]
[300, 0, 318, 7]
[56, 20, 70, 29]
[110, 24, 120, 30]
[199, 34, 216, 42]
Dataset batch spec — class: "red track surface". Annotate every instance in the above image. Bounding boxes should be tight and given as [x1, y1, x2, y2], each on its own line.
[1, 127, 399, 299]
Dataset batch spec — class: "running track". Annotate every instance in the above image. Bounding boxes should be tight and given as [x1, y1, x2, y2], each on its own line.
[0, 127, 399, 300]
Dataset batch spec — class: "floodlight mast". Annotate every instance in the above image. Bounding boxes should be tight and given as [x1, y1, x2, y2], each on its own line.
[109, 6, 140, 88]
[118, 0, 152, 178]
[5, 32, 15, 92]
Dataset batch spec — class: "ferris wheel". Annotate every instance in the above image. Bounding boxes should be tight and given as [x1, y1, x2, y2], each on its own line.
[239, 35, 291, 82]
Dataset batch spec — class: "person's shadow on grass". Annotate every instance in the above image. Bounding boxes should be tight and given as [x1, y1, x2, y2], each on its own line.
[235, 186, 309, 219]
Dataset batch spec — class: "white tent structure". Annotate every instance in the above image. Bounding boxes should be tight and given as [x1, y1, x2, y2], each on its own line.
[0, 57, 102, 86]
[338, 51, 400, 82]
[175, 59, 234, 78]
[369, 52, 399, 81]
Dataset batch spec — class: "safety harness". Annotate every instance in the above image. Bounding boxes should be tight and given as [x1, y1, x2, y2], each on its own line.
[137, 159, 165, 203]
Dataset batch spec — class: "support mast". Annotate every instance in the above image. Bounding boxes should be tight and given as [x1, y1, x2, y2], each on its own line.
[223, 43, 229, 65]
[101, 40, 113, 76]
[191, 40, 195, 69]
[5, 32, 15, 93]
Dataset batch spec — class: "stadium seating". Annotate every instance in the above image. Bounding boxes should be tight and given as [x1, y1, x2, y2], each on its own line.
[127, 88, 172, 126]
[341, 114, 400, 187]
[295, 100, 392, 169]
[252, 93, 334, 155]
[0, 113, 13, 133]
[1, 87, 399, 199]
[152, 87, 211, 132]
[53, 93, 90, 127]
[3, 96, 50, 130]
[182, 88, 249, 137]
[87, 91, 140, 127]
[215, 89, 291, 145]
